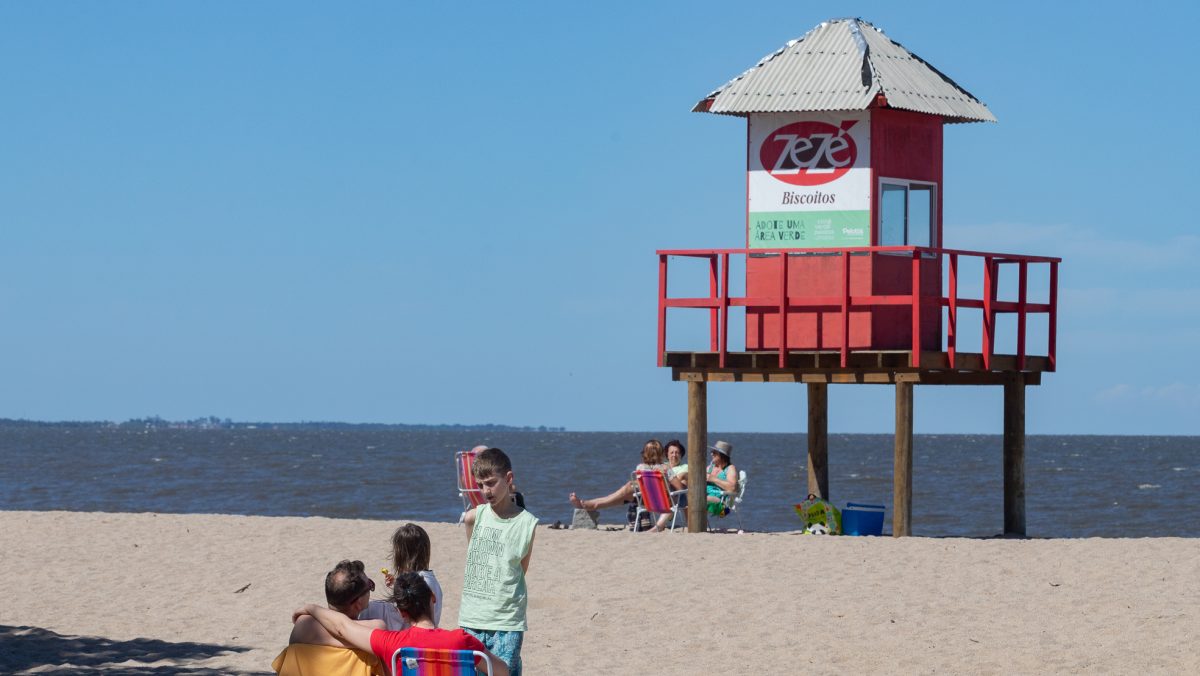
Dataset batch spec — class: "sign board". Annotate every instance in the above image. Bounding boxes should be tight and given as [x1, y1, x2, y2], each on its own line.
[747, 112, 871, 249]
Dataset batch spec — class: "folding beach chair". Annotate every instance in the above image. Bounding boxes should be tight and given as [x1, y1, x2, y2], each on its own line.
[715, 470, 748, 531]
[391, 647, 493, 676]
[631, 469, 687, 532]
[456, 450, 486, 525]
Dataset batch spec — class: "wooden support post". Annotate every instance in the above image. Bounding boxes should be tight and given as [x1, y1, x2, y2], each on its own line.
[893, 382, 913, 537]
[806, 383, 829, 500]
[1004, 376, 1026, 536]
[686, 380, 708, 533]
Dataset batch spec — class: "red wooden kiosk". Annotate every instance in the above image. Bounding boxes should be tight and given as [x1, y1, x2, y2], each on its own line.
[659, 18, 1060, 535]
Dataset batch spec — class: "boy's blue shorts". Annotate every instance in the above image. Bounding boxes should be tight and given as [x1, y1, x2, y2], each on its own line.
[463, 627, 524, 676]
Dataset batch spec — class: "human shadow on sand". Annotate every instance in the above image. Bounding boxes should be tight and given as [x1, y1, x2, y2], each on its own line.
[0, 625, 267, 675]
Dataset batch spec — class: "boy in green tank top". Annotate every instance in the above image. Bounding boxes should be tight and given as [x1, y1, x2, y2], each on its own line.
[459, 447, 537, 676]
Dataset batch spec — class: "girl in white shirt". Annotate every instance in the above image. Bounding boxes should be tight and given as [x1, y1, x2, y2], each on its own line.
[359, 523, 443, 629]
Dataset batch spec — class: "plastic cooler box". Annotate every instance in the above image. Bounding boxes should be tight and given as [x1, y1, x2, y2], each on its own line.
[842, 502, 885, 536]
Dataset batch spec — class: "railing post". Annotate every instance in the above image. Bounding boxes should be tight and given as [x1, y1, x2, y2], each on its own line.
[719, 253, 730, 368]
[778, 252, 788, 368]
[982, 256, 995, 370]
[910, 249, 921, 368]
[947, 253, 958, 369]
[1048, 260, 1058, 372]
[657, 254, 668, 367]
[840, 250, 850, 368]
[708, 255, 719, 352]
[1017, 260, 1028, 370]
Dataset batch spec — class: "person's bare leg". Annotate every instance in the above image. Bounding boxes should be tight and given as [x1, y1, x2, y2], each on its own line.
[568, 483, 633, 511]
[707, 495, 730, 517]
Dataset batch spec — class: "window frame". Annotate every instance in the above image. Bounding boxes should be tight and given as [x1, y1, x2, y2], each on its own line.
[876, 177, 938, 249]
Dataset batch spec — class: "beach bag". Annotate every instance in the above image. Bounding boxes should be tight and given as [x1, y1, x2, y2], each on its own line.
[794, 494, 842, 534]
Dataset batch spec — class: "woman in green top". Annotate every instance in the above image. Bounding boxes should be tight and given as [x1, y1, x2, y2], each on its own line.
[704, 440, 739, 516]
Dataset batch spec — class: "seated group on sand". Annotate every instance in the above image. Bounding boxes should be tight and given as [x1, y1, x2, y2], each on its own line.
[568, 437, 740, 531]
[277, 446, 536, 676]
[275, 527, 510, 676]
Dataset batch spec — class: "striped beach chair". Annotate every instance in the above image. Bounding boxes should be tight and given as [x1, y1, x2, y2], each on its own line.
[391, 647, 493, 676]
[455, 449, 486, 525]
[632, 469, 687, 532]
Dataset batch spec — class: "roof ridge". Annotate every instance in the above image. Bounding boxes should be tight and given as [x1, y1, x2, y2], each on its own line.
[846, 17, 874, 90]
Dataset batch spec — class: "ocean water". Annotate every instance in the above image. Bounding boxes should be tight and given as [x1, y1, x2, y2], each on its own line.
[1, 427, 1196, 537]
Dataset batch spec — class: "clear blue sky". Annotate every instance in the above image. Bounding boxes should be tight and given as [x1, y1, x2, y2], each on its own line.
[2, 2, 1197, 434]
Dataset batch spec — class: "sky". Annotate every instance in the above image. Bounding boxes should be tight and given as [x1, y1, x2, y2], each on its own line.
[1, 2, 1197, 434]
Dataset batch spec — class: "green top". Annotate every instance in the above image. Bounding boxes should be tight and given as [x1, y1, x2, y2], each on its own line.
[458, 503, 538, 631]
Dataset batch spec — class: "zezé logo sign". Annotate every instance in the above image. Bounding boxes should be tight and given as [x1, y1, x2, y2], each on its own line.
[759, 120, 859, 186]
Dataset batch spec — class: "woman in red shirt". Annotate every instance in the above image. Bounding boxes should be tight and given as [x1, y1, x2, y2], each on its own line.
[293, 572, 508, 676]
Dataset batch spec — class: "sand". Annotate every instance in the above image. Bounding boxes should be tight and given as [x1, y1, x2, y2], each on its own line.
[1, 510, 1197, 674]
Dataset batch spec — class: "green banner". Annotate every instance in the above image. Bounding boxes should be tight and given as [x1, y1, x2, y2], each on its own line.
[749, 210, 870, 249]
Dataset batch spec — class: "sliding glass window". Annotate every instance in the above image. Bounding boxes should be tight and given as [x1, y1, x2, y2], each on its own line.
[878, 179, 937, 247]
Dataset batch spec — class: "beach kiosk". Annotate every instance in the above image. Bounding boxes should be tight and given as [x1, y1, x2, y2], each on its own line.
[657, 18, 1060, 535]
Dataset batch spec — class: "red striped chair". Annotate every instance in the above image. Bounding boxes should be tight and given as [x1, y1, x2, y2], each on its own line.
[391, 647, 493, 676]
[455, 450, 486, 525]
[632, 469, 687, 532]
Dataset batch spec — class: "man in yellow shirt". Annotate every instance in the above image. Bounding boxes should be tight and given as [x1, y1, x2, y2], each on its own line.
[272, 560, 385, 676]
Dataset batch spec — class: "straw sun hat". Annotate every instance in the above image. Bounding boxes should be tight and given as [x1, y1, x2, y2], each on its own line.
[708, 440, 733, 459]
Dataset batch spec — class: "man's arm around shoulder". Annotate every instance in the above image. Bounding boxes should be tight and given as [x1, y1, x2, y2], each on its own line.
[291, 604, 381, 654]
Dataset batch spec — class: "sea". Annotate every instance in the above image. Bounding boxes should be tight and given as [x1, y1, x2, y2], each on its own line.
[2, 426, 1197, 537]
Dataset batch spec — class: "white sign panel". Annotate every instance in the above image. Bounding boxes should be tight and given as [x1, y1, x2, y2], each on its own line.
[747, 111, 872, 248]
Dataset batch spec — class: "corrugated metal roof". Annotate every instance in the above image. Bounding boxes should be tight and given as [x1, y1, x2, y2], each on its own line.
[694, 18, 995, 123]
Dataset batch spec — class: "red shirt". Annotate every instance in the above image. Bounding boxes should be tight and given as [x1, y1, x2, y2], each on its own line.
[369, 626, 486, 668]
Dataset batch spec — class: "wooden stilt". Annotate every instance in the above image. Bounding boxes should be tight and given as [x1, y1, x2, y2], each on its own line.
[1003, 376, 1026, 536]
[893, 382, 913, 537]
[686, 380, 708, 533]
[806, 382, 829, 500]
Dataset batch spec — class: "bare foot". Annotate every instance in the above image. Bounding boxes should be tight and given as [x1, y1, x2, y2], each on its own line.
[568, 493, 587, 509]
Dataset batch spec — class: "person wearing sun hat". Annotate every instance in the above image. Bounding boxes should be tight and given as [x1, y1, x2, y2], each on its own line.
[705, 441, 739, 516]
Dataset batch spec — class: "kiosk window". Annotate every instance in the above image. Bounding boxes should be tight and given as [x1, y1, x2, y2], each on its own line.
[879, 180, 937, 247]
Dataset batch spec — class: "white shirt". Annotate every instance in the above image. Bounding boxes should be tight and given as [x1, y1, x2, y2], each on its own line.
[358, 569, 443, 630]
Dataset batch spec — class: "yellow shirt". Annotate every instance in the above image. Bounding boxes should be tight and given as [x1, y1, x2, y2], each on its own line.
[271, 643, 383, 676]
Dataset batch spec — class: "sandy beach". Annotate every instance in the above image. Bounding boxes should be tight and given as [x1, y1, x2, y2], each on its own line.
[1, 510, 1197, 674]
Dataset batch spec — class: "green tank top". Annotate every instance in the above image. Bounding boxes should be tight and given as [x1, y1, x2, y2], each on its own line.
[458, 503, 538, 631]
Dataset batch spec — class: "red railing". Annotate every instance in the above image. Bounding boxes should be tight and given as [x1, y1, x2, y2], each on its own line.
[656, 246, 1060, 371]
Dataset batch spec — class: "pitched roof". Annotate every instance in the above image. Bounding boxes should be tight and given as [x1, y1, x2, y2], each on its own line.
[694, 18, 995, 123]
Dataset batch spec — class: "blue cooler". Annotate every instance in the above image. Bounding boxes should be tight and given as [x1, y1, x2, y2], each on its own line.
[842, 502, 885, 536]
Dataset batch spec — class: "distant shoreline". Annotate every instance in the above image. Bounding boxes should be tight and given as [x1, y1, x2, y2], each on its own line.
[2, 419, 1198, 437]
[0, 417, 565, 432]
